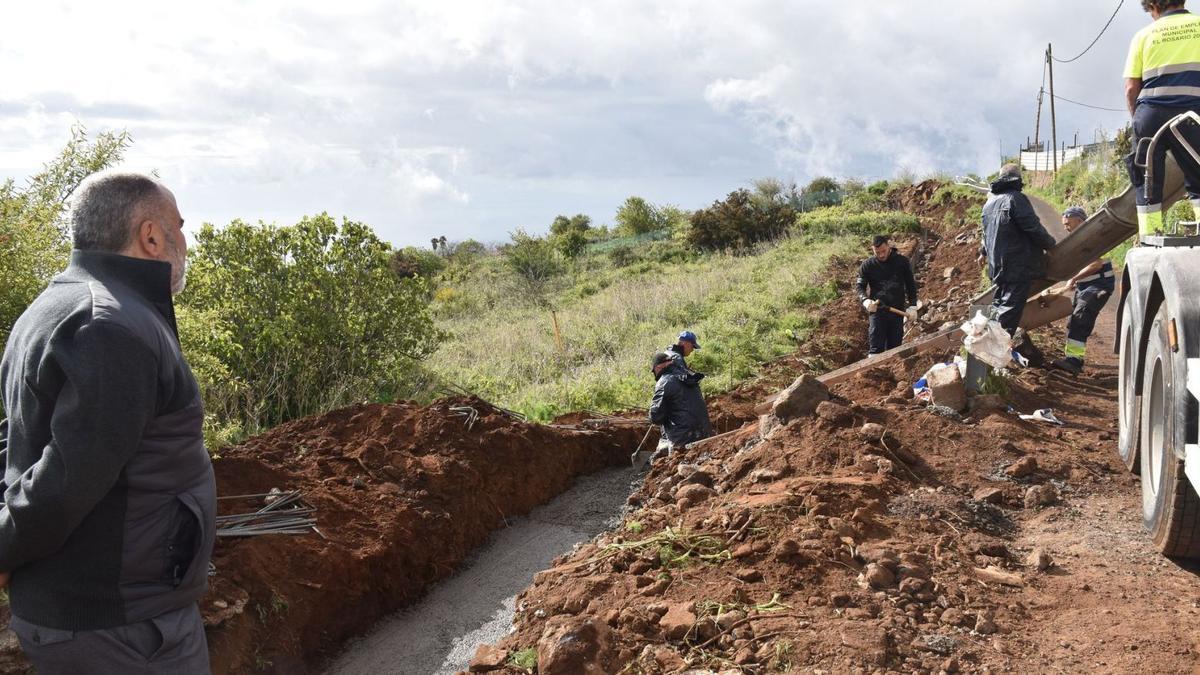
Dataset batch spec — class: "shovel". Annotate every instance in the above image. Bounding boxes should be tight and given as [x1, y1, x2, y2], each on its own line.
[629, 426, 657, 470]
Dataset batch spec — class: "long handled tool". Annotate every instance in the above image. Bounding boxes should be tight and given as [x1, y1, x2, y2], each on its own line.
[630, 425, 656, 470]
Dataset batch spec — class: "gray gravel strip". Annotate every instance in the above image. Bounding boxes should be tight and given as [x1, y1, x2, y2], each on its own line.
[326, 466, 638, 675]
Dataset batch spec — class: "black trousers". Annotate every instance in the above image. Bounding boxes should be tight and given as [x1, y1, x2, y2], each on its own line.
[868, 311, 904, 354]
[1065, 279, 1115, 361]
[993, 279, 1032, 336]
[1125, 103, 1200, 208]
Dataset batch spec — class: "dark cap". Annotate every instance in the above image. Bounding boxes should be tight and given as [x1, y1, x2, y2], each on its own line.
[651, 351, 673, 377]
[1062, 206, 1087, 221]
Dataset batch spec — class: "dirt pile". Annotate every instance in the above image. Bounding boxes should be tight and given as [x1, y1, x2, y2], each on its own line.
[196, 397, 644, 673]
[478, 356, 1139, 673]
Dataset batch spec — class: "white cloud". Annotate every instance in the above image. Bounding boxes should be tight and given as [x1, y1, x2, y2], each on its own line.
[0, 0, 1149, 244]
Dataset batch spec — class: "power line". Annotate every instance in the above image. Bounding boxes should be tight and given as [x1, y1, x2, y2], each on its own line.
[1051, 92, 1126, 113]
[1052, 0, 1125, 63]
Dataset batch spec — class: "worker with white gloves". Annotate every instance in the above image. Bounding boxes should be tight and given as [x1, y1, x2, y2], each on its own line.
[855, 234, 919, 354]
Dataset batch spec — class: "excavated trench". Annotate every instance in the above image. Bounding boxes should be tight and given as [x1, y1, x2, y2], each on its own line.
[327, 467, 639, 675]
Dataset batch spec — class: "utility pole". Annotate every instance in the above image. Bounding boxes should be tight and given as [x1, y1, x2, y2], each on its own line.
[1034, 87, 1044, 152]
[1047, 43, 1059, 173]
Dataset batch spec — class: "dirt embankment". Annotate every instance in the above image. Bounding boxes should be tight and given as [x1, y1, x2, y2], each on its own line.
[203, 398, 648, 673]
[466, 187, 1200, 673]
[0, 397, 646, 674]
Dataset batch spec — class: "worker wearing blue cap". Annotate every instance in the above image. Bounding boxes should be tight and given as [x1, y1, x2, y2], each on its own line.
[647, 330, 713, 461]
[1052, 207, 1115, 375]
[667, 330, 701, 369]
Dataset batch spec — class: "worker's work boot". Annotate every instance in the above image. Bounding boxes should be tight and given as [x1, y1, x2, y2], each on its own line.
[1051, 356, 1083, 375]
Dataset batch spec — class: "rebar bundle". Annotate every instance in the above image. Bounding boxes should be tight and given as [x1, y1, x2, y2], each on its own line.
[216, 490, 318, 538]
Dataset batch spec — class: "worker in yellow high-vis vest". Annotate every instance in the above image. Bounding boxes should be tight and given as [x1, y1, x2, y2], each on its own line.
[1124, 0, 1200, 236]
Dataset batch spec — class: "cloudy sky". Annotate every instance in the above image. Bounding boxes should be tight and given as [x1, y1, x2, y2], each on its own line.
[0, 0, 1144, 247]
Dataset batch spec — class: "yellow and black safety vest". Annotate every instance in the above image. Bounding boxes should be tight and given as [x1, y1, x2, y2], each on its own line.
[1126, 9, 1200, 107]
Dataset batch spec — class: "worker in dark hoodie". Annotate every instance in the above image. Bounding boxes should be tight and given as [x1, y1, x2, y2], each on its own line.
[980, 164, 1058, 335]
[648, 351, 713, 460]
[856, 234, 919, 354]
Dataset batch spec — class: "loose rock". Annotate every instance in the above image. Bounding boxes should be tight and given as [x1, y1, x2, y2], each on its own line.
[973, 487, 1005, 504]
[469, 644, 509, 672]
[815, 400, 855, 426]
[537, 617, 616, 675]
[658, 604, 697, 642]
[859, 563, 896, 590]
[1006, 456, 1038, 478]
[1024, 484, 1059, 508]
[772, 375, 830, 421]
[1027, 548, 1053, 572]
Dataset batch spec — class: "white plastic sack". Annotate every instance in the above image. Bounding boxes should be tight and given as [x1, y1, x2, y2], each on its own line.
[960, 311, 1013, 369]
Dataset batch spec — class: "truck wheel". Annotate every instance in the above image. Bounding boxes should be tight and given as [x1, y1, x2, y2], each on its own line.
[1118, 293, 1141, 473]
[1139, 302, 1200, 558]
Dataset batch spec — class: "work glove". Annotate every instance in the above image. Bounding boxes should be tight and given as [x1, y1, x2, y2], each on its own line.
[862, 299, 878, 313]
[905, 306, 919, 321]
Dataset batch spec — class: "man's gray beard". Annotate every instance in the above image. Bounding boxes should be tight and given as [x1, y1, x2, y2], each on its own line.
[172, 260, 188, 295]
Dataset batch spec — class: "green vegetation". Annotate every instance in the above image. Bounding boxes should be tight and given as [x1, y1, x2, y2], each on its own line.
[180, 216, 443, 440]
[4, 127, 968, 449]
[426, 233, 859, 420]
[508, 648, 538, 670]
[0, 126, 129, 348]
[795, 207, 920, 237]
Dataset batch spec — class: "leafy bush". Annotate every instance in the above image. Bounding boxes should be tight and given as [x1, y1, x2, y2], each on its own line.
[615, 196, 668, 235]
[503, 230, 563, 305]
[179, 214, 443, 435]
[549, 214, 591, 258]
[390, 246, 446, 280]
[797, 176, 843, 211]
[1, 127, 129, 348]
[607, 245, 636, 267]
[794, 207, 920, 237]
[686, 189, 796, 251]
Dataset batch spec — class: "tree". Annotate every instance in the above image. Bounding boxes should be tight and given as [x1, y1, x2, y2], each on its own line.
[1, 126, 130, 347]
[549, 213, 591, 258]
[685, 189, 795, 251]
[798, 176, 842, 211]
[179, 214, 443, 432]
[615, 196, 667, 235]
[503, 229, 562, 305]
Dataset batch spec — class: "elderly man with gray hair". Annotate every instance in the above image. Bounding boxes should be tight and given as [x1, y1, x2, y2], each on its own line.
[980, 164, 1058, 336]
[0, 171, 214, 673]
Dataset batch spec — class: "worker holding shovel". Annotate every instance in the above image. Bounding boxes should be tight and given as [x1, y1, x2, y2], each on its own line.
[645, 351, 713, 464]
[1051, 207, 1116, 375]
[856, 234, 919, 354]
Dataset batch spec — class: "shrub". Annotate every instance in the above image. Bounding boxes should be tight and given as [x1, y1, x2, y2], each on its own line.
[615, 196, 668, 235]
[1, 126, 130, 348]
[390, 246, 446, 280]
[607, 245, 637, 267]
[180, 215, 443, 434]
[503, 229, 563, 305]
[686, 189, 795, 251]
[794, 207, 920, 237]
[549, 214, 591, 258]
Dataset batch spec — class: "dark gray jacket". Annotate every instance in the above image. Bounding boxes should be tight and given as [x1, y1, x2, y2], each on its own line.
[0, 250, 215, 631]
[649, 361, 714, 447]
[981, 175, 1057, 283]
[855, 249, 918, 310]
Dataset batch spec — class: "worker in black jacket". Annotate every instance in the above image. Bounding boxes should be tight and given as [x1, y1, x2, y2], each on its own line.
[980, 164, 1058, 335]
[856, 234, 918, 354]
[648, 351, 713, 458]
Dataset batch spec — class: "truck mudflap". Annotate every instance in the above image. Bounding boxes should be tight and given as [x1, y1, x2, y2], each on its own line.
[1187, 357, 1200, 488]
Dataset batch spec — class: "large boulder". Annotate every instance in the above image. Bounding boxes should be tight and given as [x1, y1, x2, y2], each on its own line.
[926, 365, 966, 412]
[771, 375, 830, 421]
[537, 617, 618, 675]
